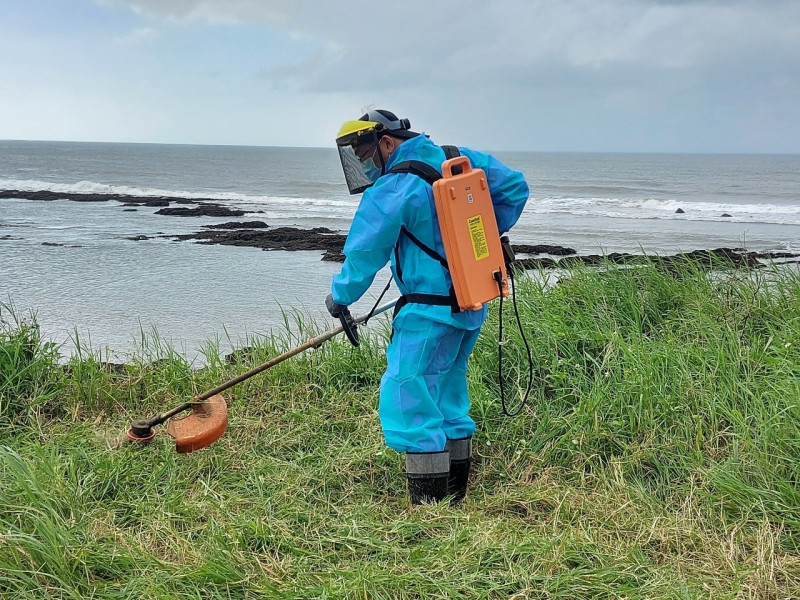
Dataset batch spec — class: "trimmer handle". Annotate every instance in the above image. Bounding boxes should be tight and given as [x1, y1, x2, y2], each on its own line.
[338, 309, 360, 347]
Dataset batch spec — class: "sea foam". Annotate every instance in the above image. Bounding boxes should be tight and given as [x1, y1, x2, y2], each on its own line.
[0, 178, 356, 210]
[529, 196, 800, 225]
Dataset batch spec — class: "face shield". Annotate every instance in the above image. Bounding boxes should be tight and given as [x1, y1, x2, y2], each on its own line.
[335, 120, 387, 195]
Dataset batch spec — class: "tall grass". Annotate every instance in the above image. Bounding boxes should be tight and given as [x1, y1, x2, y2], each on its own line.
[1, 260, 799, 598]
[0, 302, 62, 426]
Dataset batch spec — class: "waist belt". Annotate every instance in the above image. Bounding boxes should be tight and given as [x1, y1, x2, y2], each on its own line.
[393, 293, 459, 318]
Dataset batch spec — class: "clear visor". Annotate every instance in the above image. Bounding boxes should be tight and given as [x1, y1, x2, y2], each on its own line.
[337, 144, 374, 195]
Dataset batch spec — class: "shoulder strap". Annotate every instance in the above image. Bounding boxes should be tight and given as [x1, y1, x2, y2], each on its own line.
[387, 160, 442, 185]
[442, 145, 463, 174]
[442, 144, 460, 160]
[388, 145, 461, 290]
[400, 226, 448, 270]
[387, 145, 461, 183]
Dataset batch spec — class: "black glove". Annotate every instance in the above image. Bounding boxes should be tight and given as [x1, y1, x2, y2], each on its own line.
[325, 294, 345, 318]
[326, 294, 360, 346]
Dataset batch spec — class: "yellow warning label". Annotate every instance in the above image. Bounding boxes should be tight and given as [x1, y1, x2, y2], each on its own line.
[467, 215, 489, 261]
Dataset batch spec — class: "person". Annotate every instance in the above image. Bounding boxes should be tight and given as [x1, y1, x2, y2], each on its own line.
[326, 109, 529, 505]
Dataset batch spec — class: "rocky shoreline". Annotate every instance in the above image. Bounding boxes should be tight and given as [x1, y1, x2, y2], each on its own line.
[169, 223, 800, 268]
[171, 222, 347, 256]
[0, 189, 250, 216]
[4, 188, 799, 269]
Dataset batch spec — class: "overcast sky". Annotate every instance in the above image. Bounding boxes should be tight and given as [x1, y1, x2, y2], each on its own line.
[1, 0, 798, 152]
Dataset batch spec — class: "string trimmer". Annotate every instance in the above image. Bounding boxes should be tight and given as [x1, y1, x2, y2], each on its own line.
[126, 299, 396, 453]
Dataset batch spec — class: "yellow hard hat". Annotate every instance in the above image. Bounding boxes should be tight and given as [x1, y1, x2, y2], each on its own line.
[335, 109, 417, 146]
[334, 110, 418, 195]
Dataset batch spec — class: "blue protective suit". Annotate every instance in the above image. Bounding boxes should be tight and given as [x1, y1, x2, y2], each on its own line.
[331, 134, 530, 453]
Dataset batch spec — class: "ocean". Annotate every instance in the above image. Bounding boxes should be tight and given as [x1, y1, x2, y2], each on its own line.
[1, 140, 799, 359]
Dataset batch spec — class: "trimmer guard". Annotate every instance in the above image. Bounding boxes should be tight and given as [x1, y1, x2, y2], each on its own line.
[165, 394, 229, 453]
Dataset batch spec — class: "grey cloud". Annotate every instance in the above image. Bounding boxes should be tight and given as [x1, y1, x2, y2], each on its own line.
[98, 0, 800, 151]
[104, 1, 800, 87]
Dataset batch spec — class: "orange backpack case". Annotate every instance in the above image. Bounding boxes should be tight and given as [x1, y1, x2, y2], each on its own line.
[432, 156, 509, 311]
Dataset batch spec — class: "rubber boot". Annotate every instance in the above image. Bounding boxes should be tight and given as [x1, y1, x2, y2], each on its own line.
[406, 450, 449, 505]
[445, 437, 472, 505]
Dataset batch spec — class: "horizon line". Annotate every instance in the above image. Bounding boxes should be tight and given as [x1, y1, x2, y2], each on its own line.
[1, 138, 798, 157]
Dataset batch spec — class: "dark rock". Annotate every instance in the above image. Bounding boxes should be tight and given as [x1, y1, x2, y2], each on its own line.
[127, 235, 149, 241]
[156, 205, 246, 217]
[513, 244, 577, 256]
[1, 189, 213, 208]
[100, 361, 128, 375]
[41, 242, 65, 247]
[675, 208, 685, 214]
[657, 248, 760, 270]
[123, 208, 138, 212]
[0, 189, 167, 205]
[753, 251, 798, 259]
[1, 190, 109, 202]
[172, 226, 347, 253]
[559, 253, 642, 267]
[507, 247, 800, 272]
[721, 213, 732, 218]
[224, 346, 259, 365]
[322, 249, 345, 262]
[120, 199, 172, 207]
[203, 221, 269, 229]
[513, 257, 558, 270]
[164, 220, 800, 274]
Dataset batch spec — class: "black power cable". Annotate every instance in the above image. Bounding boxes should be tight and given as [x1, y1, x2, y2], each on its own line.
[363, 277, 393, 325]
[363, 239, 534, 418]
[495, 242, 534, 417]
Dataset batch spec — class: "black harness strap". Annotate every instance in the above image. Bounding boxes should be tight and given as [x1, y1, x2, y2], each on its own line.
[388, 161, 442, 186]
[389, 145, 461, 187]
[400, 226, 448, 270]
[387, 145, 463, 313]
[392, 293, 458, 319]
[442, 145, 461, 160]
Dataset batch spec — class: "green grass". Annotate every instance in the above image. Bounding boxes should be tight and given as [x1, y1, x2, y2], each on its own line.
[2, 260, 800, 598]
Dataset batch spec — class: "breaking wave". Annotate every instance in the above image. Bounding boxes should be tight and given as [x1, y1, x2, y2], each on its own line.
[528, 196, 800, 225]
[4, 179, 799, 226]
[0, 178, 357, 211]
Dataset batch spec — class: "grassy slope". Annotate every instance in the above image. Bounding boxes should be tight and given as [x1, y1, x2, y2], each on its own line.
[2, 261, 800, 599]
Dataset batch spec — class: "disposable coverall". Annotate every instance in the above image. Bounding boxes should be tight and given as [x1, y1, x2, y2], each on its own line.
[331, 133, 529, 453]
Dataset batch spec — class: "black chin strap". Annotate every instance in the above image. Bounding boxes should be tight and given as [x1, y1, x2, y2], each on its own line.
[377, 143, 387, 178]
